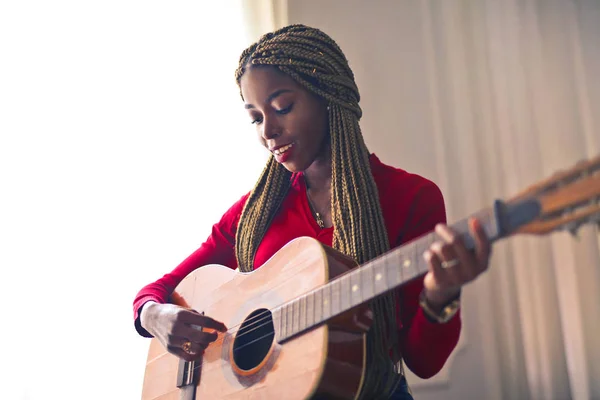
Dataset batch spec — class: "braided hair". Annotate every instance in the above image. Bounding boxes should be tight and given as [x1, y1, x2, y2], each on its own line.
[234, 24, 404, 398]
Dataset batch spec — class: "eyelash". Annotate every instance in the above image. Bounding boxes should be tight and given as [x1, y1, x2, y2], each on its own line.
[276, 104, 293, 115]
[251, 104, 294, 125]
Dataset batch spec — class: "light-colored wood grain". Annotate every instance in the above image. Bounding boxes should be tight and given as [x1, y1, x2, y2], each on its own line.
[141, 237, 366, 400]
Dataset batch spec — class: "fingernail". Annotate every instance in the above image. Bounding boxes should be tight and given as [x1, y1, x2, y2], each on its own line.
[431, 241, 443, 252]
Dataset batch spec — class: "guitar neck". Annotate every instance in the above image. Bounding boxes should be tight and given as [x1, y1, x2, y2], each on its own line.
[274, 198, 541, 342]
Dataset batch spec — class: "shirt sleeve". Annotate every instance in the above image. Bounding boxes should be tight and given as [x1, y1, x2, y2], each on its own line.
[132, 193, 249, 337]
[394, 181, 462, 379]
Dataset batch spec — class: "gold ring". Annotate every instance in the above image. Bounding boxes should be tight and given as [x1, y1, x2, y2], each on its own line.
[182, 341, 196, 355]
[441, 259, 460, 269]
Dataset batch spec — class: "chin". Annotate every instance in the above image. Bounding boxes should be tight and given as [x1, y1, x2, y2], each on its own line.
[281, 160, 309, 174]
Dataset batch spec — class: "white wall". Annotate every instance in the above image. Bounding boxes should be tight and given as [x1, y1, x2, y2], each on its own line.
[0, 2, 269, 399]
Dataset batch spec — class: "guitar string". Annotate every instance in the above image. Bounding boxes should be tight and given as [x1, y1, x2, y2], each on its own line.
[189, 255, 349, 339]
[173, 243, 431, 376]
[176, 200, 600, 379]
[172, 233, 444, 377]
[186, 321, 326, 377]
[163, 208, 492, 352]
[183, 239, 425, 351]
[220, 196, 597, 349]
[162, 213, 493, 375]
[173, 208, 489, 348]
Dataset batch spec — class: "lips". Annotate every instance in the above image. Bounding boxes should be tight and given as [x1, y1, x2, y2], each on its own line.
[271, 143, 294, 156]
[271, 142, 295, 163]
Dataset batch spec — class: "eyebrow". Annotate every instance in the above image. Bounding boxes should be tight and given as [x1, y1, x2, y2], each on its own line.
[244, 89, 293, 109]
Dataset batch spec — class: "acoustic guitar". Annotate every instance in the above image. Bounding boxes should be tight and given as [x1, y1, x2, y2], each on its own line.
[140, 155, 600, 400]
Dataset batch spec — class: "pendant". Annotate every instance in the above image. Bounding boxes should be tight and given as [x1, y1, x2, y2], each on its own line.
[315, 212, 325, 228]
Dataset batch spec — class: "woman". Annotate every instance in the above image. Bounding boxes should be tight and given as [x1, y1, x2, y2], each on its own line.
[133, 24, 491, 399]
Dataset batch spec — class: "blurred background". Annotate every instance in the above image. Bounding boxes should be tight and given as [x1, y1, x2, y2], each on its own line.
[1, 1, 598, 399]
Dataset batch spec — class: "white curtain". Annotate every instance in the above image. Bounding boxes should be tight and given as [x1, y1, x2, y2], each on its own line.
[409, 2, 600, 399]
[241, 0, 289, 44]
[283, 0, 600, 399]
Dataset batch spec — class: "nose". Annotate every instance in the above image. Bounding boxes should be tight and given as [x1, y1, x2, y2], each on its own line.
[260, 114, 282, 141]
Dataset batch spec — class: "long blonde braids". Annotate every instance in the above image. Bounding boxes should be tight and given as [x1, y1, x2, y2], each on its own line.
[234, 24, 404, 398]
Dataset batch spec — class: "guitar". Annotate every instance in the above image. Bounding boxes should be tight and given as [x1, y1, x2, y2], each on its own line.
[140, 155, 600, 400]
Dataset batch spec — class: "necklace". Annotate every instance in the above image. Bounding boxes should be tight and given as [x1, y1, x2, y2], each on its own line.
[306, 189, 325, 229]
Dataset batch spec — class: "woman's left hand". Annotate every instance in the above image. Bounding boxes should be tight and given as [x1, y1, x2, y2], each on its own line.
[422, 217, 491, 309]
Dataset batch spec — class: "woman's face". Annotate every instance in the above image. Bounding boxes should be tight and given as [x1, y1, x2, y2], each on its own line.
[240, 66, 329, 173]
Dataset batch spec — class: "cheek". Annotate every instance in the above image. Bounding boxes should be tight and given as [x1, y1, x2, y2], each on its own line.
[257, 132, 267, 147]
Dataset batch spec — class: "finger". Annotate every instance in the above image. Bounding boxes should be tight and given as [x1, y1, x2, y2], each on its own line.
[184, 328, 219, 346]
[435, 224, 480, 281]
[470, 218, 491, 269]
[179, 310, 227, 332]
[167, 343, 203, 362]
[165, 335, 206, 360]
[430, 239, 458, 266]
[424, 249, 450, 286]
[435, 224, 472, 265]
[431, 236, 477, 285]
[167, 334, 203, 351]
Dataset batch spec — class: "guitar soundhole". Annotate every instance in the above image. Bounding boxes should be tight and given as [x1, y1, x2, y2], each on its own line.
[232, 308, 274, 371]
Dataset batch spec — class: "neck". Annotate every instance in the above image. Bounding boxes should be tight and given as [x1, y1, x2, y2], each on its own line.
[303, 145, 332, 192]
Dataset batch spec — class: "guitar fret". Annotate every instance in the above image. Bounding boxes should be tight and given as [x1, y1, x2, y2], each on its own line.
[287, 301, 293, 337]
[283, 303, 289, 339]
[396, 254, 405, 286]
[292, 299, 299, 335]
[275, 307, 286, 338]
[413, 240, 423, 275]
[279, 230, 463, 342]
[275, 206, 503, 343]
[306, 291, 314, 328]
[272, 308, 279, 340]
[299, 295, 306, 333]
[373, 257, 388, 295]
[330, 279, 341, 317]
[361, 264, 374, 301]
[386, 253, 400, 288]
[350, 268, 363, 307]
[416, 234, 432, 276]
[406, 241, 417, 279]
[314, 287, 323, 324]
[322, 282, 331, 320]
[340, 274, 350, 313]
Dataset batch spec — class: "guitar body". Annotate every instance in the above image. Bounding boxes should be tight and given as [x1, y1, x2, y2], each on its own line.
[141, 237, 370, 400]
[140, 154, 600, 399]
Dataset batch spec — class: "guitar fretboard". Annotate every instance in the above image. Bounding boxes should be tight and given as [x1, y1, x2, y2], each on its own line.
[273, 207, 497, 342]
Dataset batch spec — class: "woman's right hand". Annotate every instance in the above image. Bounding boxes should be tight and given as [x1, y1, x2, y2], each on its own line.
[140, 301, 227, 361]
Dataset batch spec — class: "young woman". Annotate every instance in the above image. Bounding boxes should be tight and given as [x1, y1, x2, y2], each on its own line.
[133, 24, 491, 399]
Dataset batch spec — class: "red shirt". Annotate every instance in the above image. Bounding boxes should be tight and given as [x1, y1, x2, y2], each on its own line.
[133, 154, 460, 379]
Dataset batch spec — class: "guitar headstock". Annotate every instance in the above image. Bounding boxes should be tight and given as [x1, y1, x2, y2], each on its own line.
[506, 154, 600, 236]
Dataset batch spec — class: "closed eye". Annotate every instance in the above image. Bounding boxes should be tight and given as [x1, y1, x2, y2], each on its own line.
[250, 103, 293, 125]
[275, 104, 293, 115]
